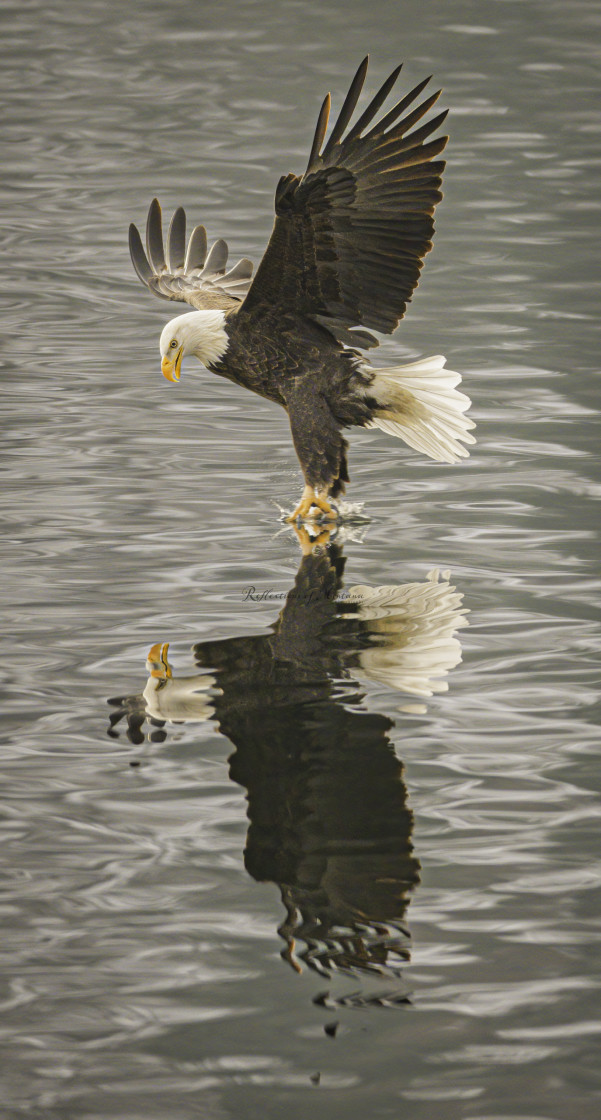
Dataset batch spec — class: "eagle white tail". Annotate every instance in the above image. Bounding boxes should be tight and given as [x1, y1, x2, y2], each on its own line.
[366, 355, 476, 464]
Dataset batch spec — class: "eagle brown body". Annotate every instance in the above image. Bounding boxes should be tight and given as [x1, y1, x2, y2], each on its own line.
[213, 309, 375, 498]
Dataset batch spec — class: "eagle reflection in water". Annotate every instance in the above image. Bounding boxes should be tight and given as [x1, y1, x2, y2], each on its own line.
[108, 529, 468, 995]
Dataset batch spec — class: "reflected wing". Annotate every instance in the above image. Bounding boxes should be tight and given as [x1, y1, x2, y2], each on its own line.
[242, 58, 448, 348]
[345, 569, 469, 698]
[129, 198, 254, 312]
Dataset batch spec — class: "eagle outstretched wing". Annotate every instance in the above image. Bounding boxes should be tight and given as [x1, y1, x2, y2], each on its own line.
[241, 57, 448, 348]
[129, 198, 254, 313]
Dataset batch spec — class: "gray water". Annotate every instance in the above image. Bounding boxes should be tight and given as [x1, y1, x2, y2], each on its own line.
[2, 0, 601, 1117]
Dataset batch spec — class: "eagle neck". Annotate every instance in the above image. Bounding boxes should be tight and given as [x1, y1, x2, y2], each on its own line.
[188, 310, 229, 368]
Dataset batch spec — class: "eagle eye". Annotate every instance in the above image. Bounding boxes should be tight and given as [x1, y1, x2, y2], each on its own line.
[170, 339, 178, 349]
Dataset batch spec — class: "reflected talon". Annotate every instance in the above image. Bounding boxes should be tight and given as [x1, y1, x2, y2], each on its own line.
[293, 524, 334, 556]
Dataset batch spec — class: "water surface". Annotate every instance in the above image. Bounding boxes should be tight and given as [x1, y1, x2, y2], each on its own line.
[2, 1, 601, 1118]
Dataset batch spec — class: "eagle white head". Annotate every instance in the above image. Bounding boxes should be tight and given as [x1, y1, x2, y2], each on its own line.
[159, 310, 229, 382]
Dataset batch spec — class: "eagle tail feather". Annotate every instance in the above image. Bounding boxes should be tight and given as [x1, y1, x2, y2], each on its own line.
[365, 356, 476, 464]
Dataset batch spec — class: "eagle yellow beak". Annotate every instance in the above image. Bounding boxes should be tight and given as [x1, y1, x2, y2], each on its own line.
[161, 347, 183, 382]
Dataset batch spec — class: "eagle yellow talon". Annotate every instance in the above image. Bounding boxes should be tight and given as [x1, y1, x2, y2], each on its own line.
[286, 485, 337, 523]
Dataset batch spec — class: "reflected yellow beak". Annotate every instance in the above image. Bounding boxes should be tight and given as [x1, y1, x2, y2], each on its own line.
[161, 347, 183, 382]
[147, 641, 172, 680]
[146, 645, 172, 676]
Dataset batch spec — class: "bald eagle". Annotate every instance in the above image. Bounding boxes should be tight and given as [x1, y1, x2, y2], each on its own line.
[129, 58, 475, 521]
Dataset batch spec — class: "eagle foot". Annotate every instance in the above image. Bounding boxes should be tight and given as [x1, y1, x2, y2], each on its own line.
[286, 485, 338, 524]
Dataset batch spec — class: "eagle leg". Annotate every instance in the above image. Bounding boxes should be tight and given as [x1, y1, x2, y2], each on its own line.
[286, 485, 338, 523]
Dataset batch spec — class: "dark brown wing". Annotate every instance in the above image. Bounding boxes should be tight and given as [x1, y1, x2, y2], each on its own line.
[129, 198, 254, 312]
[241, 58, 448, 348]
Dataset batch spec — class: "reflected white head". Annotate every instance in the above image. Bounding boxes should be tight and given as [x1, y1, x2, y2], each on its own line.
[159, 310, 229, 381]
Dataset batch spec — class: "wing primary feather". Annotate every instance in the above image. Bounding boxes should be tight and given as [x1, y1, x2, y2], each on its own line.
[361, 76, 433, 140]
[129, 223, 154, 285]
[361, 157, 446, 184]
[390, 135, 449, 168]
[354, 130, 448, 174]
[222, 257, 254, 281]
[374, 95, 445, 146]
[202, 238, 229, 276]
[322, 56, 369, 158]
[397, 108, 449, 150]
[146, 198, 167, 272]
[184, 224, 208, 271]
[167, 206, 186, 271]
[342, 62, 404, 144]
[306, 92, 331, 172]
[220, 278, 252, 292]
